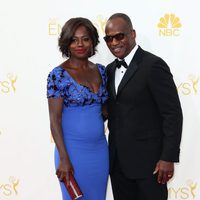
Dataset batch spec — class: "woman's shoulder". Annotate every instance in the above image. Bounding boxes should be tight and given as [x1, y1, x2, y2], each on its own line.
[49, 66, 64, 74]
[48, 66, 65, 78]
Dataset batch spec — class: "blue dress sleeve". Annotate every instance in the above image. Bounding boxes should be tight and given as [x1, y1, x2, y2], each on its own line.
[97, 64, 108, 103]
[47, 67, 64, 98]
[101, 65, 107, 85]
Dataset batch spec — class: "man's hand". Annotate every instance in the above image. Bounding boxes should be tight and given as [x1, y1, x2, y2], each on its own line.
[153, 160, 174, 184]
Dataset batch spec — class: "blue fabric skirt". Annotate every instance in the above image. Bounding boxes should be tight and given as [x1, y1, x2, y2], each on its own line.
[55, 104, 109, 200]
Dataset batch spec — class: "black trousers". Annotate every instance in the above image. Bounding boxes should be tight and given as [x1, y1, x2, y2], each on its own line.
[110, 157, 168, 200]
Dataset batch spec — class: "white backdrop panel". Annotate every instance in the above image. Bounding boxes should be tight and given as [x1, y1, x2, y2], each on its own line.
[0, 0, 200, 199]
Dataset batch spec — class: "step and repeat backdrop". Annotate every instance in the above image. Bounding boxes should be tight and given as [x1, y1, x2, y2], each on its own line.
[0, 0, 200, 199]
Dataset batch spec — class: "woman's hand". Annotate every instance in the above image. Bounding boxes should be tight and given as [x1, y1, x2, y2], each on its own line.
[102, 104, 108, 121]
[56, 156, 74, 186]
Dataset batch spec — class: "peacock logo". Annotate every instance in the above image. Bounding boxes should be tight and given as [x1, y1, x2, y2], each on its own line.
[158, 14, 182, 36]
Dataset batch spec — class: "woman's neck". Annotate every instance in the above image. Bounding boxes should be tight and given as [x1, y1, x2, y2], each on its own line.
[68, 58, 90, 69]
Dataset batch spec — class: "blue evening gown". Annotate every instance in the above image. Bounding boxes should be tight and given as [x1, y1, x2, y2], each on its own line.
[47, 64, 109, 200]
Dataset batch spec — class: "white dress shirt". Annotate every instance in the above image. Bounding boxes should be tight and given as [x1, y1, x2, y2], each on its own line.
[115, 45, 138, 93]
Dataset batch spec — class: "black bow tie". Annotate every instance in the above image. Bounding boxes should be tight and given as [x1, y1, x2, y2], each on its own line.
[116, 59, 128, 69]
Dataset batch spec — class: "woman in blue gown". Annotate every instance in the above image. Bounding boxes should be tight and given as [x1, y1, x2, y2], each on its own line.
[47, 17, 109, 200]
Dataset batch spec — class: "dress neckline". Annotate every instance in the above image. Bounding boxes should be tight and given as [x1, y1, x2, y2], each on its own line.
[59, 64, 103, 95]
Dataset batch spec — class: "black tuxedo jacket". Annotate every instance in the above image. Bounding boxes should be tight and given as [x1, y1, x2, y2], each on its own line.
[106, 46, 183, 179]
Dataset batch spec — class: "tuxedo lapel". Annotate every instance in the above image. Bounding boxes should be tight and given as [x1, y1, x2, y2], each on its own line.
[117, 60, 138, 95]
[108, 47, 144, 98]
[117, 47, 143, 96]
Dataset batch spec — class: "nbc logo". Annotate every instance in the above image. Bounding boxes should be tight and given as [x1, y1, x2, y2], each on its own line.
[158, 14, 182, 36]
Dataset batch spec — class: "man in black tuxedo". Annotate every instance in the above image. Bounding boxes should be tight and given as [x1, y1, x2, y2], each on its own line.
[104, 13, 183, 200]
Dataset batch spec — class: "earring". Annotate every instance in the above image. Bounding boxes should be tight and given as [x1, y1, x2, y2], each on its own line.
[68, 50, 71, 57]
[90, 47, 94, 56]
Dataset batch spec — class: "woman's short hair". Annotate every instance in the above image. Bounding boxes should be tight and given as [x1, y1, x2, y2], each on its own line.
[58, 17, 99, 57]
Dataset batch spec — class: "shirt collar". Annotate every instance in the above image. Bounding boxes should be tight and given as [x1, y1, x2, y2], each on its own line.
[118, 44, 138, 66]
